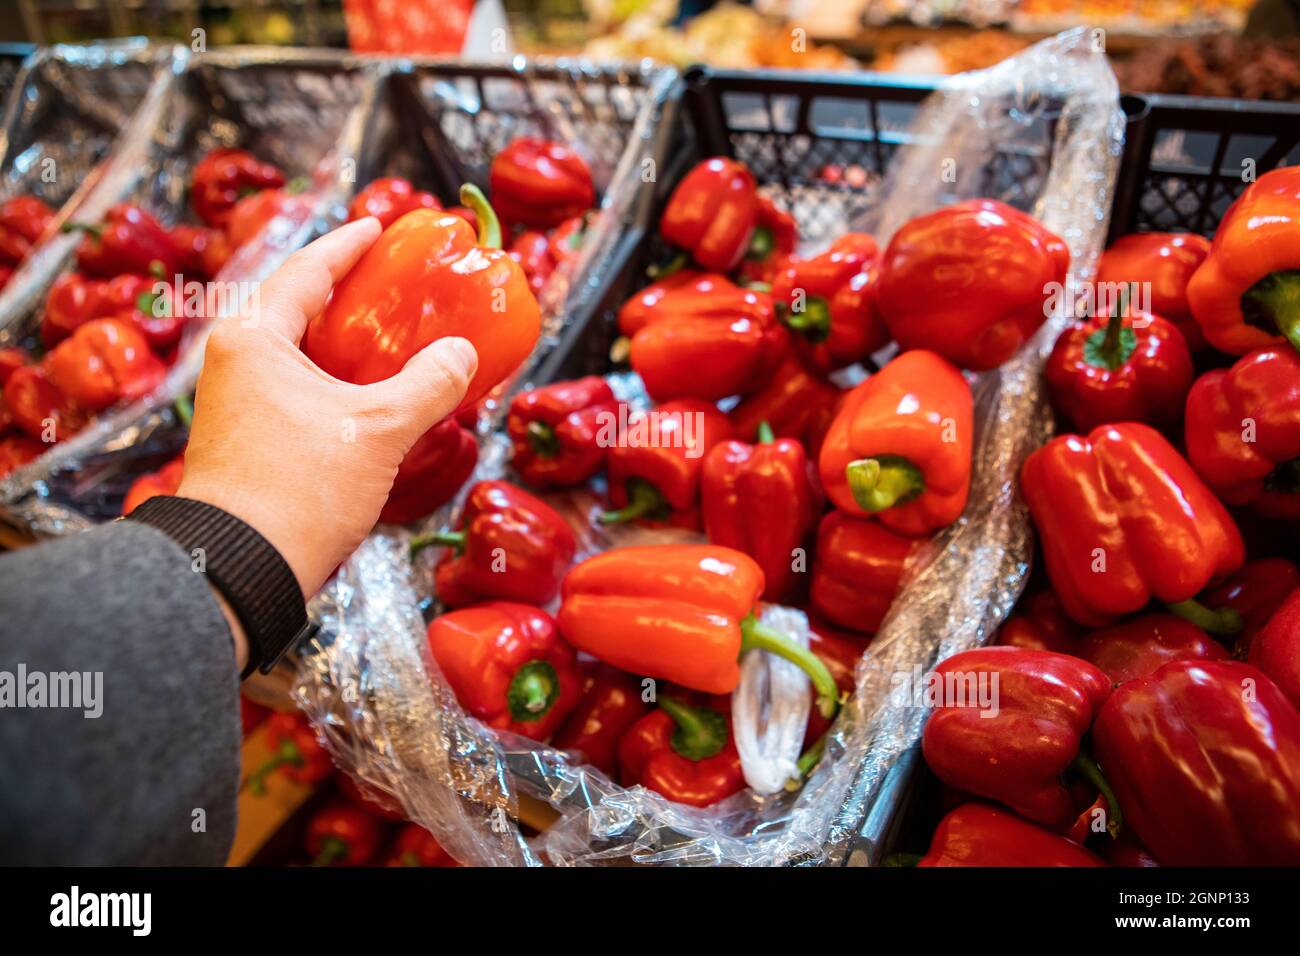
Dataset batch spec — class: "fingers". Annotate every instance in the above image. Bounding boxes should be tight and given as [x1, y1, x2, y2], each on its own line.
[251, 217, 382, 344]
[370, 337, 478, 443]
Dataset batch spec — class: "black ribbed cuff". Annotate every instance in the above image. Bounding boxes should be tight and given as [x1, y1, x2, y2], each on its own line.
[126, 495, 315, 678]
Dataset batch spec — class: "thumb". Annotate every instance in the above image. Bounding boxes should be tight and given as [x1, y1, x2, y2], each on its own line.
[371, 336, 478, 443]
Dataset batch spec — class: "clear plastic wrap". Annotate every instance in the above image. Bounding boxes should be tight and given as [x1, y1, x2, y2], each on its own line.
[294, 27, 1125, 866]
[0, 47, 382, 535]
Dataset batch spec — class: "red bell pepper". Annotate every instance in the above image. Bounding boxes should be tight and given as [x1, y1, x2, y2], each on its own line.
[426, 602, 582, 741]
[917, 803, 1105, 867]
[411, 479, 576, 608]
[771, 233, 889, 372]
[552, 664, 653, 776]
[728, 354, 842, 459]
[508, 229, 557, 296]
[921, 646, 1119, 833]
[1076, 613, 1229, 685]
[1044, 303, 1193, 432]
[1185, 346, 1300, 519]
[1251, 587, 1300, 709]
[385, 824, 459, 867]
[304, 801, 382, 867]
[97, 274, 181, 355]
[41, 272, 101, 347]
[121, 455, 184, 516]
[0, 433, 43, 479]
[600, 399, 732, 528]
[506, 376, 618, 488]
[0, 195, 54, 246]
[45, 318, 166, 413]
[489, 137, 595, 230]
[0, 228, 30, 268]
[1186, 165, 1300, 355]
[701, 422, 823, 602]
[617, 695, 744, 808]
[1096, 231, 1211, 351]
[336, 773, 406, 823]
[2, 364, 84, 443]
[66, 203, 181, 278]
[809, 511, 918, 635]
[168, 224, 226, 280]
[995, 590, 1082, 654]
[0, 347, 26, 385]
[876, 199, 1070, 370]
[378, 418, 477, 525]
[1093, 659, 1300, 866]
[819, 349, 973, 535]
[659, 157, 760, 273]
[1102, 830, 1161, 867]
[557, 544, 841, 715]
[736, 194, 797, 286]
[1204, 557, 1300, 656]
[303, 185, 540, 413]
[224, 179, 312, 249]
[1021, 422, 1246, 629]
[190, 148, 286, 227]
[239, 695, 269, 736]
[618, 271, 786, 403]
[347, 176, 441, 230]
[245, 711, 334, 794]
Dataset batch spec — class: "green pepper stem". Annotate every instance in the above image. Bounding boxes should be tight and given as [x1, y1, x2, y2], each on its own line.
[525, 420, 561, 458]
[598, 479, 665, 525]
[785, 731, 828, 790]
[173, 394, 194, 428]
[880, 852, 923, 867]
[409, 529, 466, 558]
[1072, 749, 1123, 840]
[1241, 269, 1300, 354]
[506, 660, 560, 722]
[756, 421, 775, 445]
[779, 296, 831, 343]
[458, 183, 502, 250]
[747, 226, 774, 261]
[310, 837, 349, 867]
[243, 740, 302, 796]
[740, 615, 840, 719]
[647, 251, 688, 280]
[61, 221, 101, 239]
[286, 176, 311, 194]
[846, 456, 925, 513]
[1166, 598, 1243, 637]
[658, 696, 727, 760]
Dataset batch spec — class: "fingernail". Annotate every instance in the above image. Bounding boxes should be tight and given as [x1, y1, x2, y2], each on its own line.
[444, 337, 478, 376]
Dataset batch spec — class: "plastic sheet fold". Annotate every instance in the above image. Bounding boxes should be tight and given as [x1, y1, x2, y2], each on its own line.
[301, 27, 1124, 866]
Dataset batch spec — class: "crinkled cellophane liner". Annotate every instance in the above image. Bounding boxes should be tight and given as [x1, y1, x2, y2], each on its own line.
[298, 27, 1125, 867]
[0, 47, 385, 536]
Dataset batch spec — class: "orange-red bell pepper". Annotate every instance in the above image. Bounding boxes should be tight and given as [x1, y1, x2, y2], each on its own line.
[1187, 165, 1300, 355]
[659, 157, 759, 273]
[557, 544, 840, 715]
[1021, 422, 1246, 629]
[302, 185, 540, 413]
[489, 137, 595, 230]
[224, 179, 312, 249]
[876, 199, 1070, 370]
[0, 433, 43, 479]
[728, 353, 842, 459]
[121, 455, 184, 516]
[506, 376, 618, 488]
[1096, 231, 1211, 351]
[45, 318, 166, 412]
[2, 364, 84, 443]
[809, 511, 918, 635]
[819, 349, 973, 535]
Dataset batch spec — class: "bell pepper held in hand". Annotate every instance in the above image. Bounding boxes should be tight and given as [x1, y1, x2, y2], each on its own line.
[876, 199, 1070, 370]
[558, 544, 841, 717]
[1022, 422, 1246, 629]
[412, 479, 576, 609]
[619, 271, 787, 403]
[45, 318, 166, 413]
[1184, 346, 1300, 519]
[701, 422, 823, 602]
[66, 203, 180, 278]
[1251, 587, 1300, 709]
[245, 711, 334, 794]
[922, 646, 1120, 834]
[772, 233, 889, 372]
[1076, 613, 1228, 685]
[552, 664, 653, 776]
[506, 376, 618, 488]
[426, 602, 581, 741]
[809, 511, 918, 635]
[1093, 659, 1300, 866]
[819, 349, 973, 535]
[995, 590, 1082, 655]
[659, 157, 759, 273]
[489, 137, 595, 230]
[378, 418, 478, 525]
[1044, 302, 1193, 432]
[304, 801, 382, 867]
[302, 185, 540, 413]
[347, 176, 441, 229]
[600, 399, 732, 528]
[917, 803, 1105, 868]
[1186, 165, 1300, 355]
[728, 353, 842, 459]
[190, 147, 286, 227]
[617, 695, 745, 807]
[1096, 231, 1211, 351]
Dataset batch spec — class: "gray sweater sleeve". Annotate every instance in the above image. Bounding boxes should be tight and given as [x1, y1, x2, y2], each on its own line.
[0, 520, 240, 865]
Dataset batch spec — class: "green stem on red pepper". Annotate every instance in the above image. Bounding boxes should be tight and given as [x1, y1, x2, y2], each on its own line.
[778, 297, 832, 344]
[1241, 269, 1300, 354]
[598, 478, 667, 525]
[173, 394, 194, 428]
[1071, 749, 1124, 840]
[506, 660, 560, 723]
[746, 226, 774, 261]
[658, 695, 727, 760]
[310, 837, 348, 867]
[409, 529, 466, 558]
[244, 740, 303, 796]
[525, 420, 561, 458]
[845, 455, 926, 514]
[785, 731, 828, 790]
[756, 420, 775, 445]
[1166, 597, 1244, 637]
[1083, 287, 1137, 371]
[740, 615, 841, 719]
[646, 251, 688, 280]
[458, 183, 502, 250]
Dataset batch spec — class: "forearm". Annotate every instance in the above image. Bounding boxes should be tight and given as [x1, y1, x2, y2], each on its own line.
[0, 520, 241, 864]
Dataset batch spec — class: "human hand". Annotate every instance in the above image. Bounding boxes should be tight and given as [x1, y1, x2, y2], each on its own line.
[177, 217, 478, 598]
